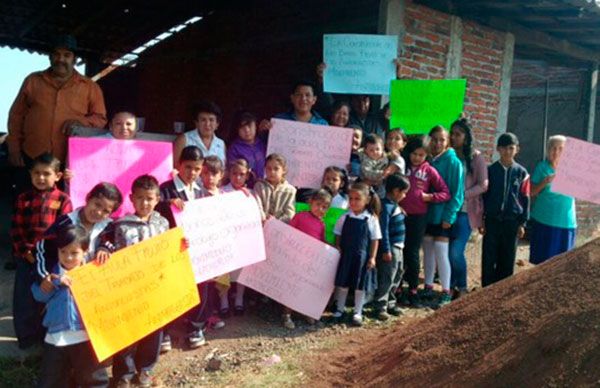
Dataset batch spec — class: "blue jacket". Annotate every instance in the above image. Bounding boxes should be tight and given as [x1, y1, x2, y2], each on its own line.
[31, 265, 84, 334]
[427, 148, 465, 225]
[483, 161, 530, 225]
[379, 198, 406, 254]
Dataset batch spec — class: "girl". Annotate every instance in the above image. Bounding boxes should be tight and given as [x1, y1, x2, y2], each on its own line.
[423, 126, 465, 307]
[288, 189, 332, 326]
[103, 111, 137, 140]
[226, 110, 266, 186]
[322, 166, 349, 209]
[333, 183, 382, 327]
[348, 126, 363, 181]
[449, 118, 488, 298]
[399, 136, 450, 308]
[253, 153, 297, 328]
[385, 128, 407, 174]
[35, 182, 123, 286]
[329, 100, 351, 128]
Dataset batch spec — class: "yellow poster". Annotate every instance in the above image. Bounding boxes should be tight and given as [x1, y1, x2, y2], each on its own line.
[69, 227, 199, 361]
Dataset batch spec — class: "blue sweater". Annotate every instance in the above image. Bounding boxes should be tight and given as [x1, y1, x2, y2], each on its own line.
[379, 197, 406, 254]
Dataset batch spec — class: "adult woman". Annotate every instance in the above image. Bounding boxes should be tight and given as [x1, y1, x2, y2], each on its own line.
[329, 100, 351, 128]
[449, 118, 488, 297]
[529, 135, 576, 264]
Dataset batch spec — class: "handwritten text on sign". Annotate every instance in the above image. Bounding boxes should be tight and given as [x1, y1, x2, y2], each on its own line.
[238, 219, 340, 320]
[323, 34, 397, 95]
[552, 136, 600, 205]
[68, 137, 173, 217]
[174, 191, 266, 283]
[69, 227, 198, 362]
[267, 119, 353, 188]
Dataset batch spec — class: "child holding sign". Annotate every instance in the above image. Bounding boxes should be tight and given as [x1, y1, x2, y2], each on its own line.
[333, 182, 382, 327]
[32, 225, 109, 388]
[96, 175, 169, 387]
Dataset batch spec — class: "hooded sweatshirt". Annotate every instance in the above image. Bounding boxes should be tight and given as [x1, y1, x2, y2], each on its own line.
[427, 147, 465, 225]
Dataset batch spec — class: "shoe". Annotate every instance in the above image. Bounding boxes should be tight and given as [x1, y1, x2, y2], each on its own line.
[377, 311, 390, 321]
[398, 291, 410, 306]
[408, 293, 423, 308]
[388, 306, 403, 316]
[188, 329, 206, 349]
[136, 371, 153, 388]
[351, 314, 363, 327]
[160, 334, 172, 353]
[305, 317, 316, 325]
[331, 310, 344, 319]
[116, 378, 132, 388]
[219, 308, 230, 319]
[282, 314, 295, 329]
[207, 316, 225, 329]
[438, 293, 452, 307]
[234, 305, 245, 316]
[420, 287, 436, 300]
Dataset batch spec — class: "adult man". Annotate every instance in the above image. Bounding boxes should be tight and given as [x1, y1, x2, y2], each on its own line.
[348, 95, 383, 137]
[7, 35, 107, 172]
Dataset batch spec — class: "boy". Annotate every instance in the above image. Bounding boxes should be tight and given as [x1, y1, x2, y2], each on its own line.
[32, 225, 109, 388]
[481, 133, 530, 287]
[96, 175, 169, 387]
[156, 145, 205, 353]
[11, 152, 72, 349]
[374, 174, 410, 321]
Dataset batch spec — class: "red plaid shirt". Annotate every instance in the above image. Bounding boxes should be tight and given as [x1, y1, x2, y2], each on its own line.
[11, 186, 72, 260]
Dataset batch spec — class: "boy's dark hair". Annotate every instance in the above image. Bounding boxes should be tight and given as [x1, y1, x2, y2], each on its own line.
[310, 188, 333, 204]
[192, 100, 222, 123]
[497, 132, 519, 147]
[132, 175, 160, 195]
[31, 152, 61, 173]
[55, 224, 90, 251]
[179, 146, 204, 163]
[292, 79, 316, 96]
[385, 173, 410, 193]
[85, 182, 123, 210]
[202, 156, 224, 174]
[364, 134, 384, 147]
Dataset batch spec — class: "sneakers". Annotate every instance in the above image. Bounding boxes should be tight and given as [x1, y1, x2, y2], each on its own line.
[377, 310, 390, 321]
[388, 305, 403, 316]
[160, 334, 172, 353]
[331, 310, 344, 321]
[136, 371, 153, 388]
[408, 292, 423, 308]
[351, 314, 363, 327]
[438, 293, 452, 307]
[207, 316, 225, 329]
[420, 286, 436, 300]
[188, 329, 206, 349]
[282, 314, 295, 329]
[115, 378, 131, 388]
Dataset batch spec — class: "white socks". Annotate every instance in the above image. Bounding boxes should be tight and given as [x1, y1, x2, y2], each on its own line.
[354, 290, 365, 316]
[335, 287, 349, 312]
[423, 236, 451, 291]
[423, 236, 436, 285]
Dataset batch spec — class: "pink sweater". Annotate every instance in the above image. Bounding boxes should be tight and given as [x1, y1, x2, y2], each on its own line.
[463, 150, 489, 229]
[289, 211, 326, 242]
[400, 161, 450, 216]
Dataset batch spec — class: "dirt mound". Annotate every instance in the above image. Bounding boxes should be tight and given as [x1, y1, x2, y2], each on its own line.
[309, 238, 600, 387]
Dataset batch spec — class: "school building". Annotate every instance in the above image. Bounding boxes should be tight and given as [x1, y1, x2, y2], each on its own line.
[2, 0, 600, 240]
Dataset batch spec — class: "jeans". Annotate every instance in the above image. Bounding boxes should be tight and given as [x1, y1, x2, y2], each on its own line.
[449, 212, 471, 290]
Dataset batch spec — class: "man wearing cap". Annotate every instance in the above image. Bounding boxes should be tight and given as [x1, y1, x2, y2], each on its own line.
[6, 35, 107, 176]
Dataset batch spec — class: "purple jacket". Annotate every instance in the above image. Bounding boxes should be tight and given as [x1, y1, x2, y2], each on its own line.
[226, 138, 267, 180]
[464, 150, 488, 229]
[400, 161, 450, 216]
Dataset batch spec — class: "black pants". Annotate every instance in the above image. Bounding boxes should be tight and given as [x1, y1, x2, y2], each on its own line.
[482, 218, 520, 287]
[402, 214, 428, 290]
[38, 341, 108, 388]
[13, 259, 45, 348]
[112, 330, 162, 381]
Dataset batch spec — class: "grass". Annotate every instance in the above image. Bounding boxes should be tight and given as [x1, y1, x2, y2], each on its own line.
[0, 355, 40, 387]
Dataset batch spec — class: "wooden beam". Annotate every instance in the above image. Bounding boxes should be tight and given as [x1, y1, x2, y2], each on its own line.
[586, 62, 598, 142]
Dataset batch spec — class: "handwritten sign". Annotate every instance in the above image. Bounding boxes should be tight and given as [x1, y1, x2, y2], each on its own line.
[323, 34, 398, 95]
[552, 136, 600, 204]
[238, 219, 340, 319]
[296, 203, 346, 245]
[174, 191, 266, 283]
[68, 137, 173, 216]
[390, 79, 467, 134]
[69, 227, 198, 361]
[267, 119, 353, 188]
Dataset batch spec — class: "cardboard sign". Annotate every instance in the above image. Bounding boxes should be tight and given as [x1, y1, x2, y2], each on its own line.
[68, 137, 173, 216]
[174, 191, 266, 283]
[552, 136, 600, 204]
[69, 227, 198, 361]
[267, 119, 353, 188]
[238, 219, 340, 320]
[390, 79, 467, 134]
[323, 34, 397, 95]
[295, 203, 347, 245]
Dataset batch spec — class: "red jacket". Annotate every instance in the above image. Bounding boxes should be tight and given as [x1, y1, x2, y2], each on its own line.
[400, 161, 450, 216]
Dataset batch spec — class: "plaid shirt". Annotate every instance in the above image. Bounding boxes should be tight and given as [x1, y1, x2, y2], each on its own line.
[11, 186, 72, 260]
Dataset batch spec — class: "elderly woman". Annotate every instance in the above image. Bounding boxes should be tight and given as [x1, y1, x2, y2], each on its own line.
[529, 135, 576, 264]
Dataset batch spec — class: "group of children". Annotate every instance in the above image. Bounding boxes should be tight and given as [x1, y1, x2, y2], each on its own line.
[10, 79, 532, 387]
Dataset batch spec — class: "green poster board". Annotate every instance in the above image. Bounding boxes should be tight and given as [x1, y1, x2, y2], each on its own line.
[390, 79, 467, 134]
[295, 203, 347, 245]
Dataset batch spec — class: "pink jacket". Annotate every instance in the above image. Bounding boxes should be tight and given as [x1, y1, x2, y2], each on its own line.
[464, 150, 489, 229]
[400, 161, 450, 215]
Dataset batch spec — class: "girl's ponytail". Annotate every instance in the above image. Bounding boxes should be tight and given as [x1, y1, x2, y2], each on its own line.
[367, 186, 382, 217]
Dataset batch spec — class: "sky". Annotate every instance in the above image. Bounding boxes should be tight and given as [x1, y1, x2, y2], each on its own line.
[0, 46, 85, 134]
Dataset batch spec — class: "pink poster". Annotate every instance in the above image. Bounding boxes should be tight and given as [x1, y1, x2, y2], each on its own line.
[266, 119, 353, 188]
[174, 191, 266, 283]
[238, 218, 340, 320]
[68, 137, 173, 217]
[553, 136, 600, 205]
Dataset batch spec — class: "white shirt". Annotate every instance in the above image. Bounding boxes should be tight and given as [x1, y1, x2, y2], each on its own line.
[334, 210, 382, 240]
[173, 174, 201, 201]
[45, 330, 89, 347]
[331, 193, 349, 209]
[183, 130, 226, 164]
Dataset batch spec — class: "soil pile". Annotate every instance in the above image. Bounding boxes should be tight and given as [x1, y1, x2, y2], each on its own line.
[311, 238, 600, 387]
